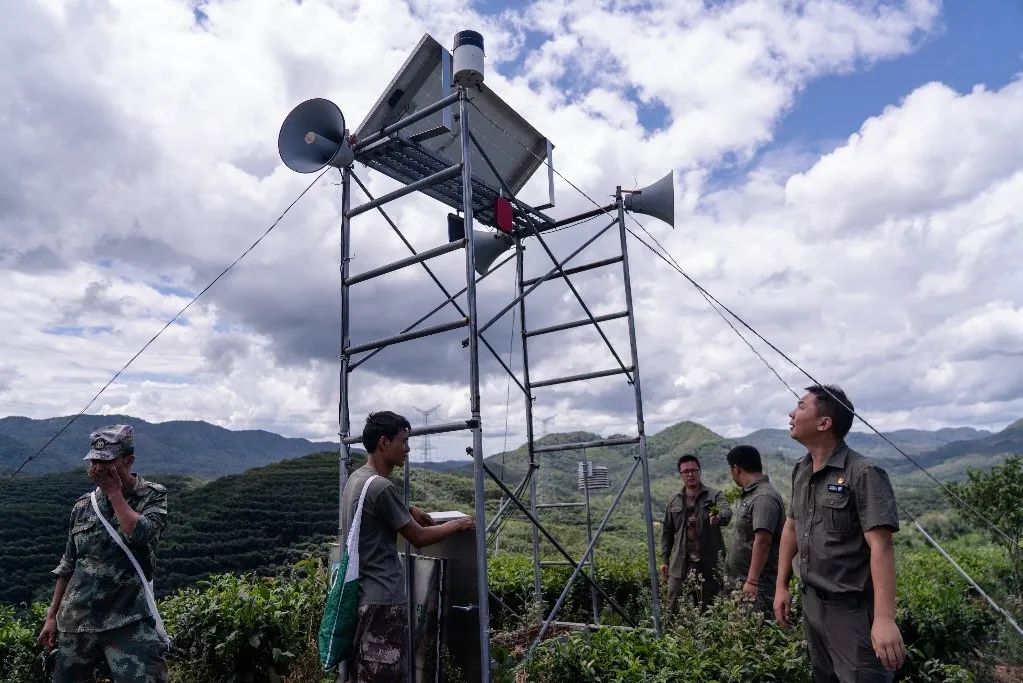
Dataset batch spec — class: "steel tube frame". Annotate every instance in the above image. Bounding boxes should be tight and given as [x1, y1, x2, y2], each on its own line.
[529, 366, 634, 389]
[481, 461, 636, 625]
[354, 91, 461, 150]
[528, 457, 641, 653]
[475, 218, 618, 338]
[345, 317, 468, 356]
[335, 83, 664, 679]
[336, 168, 353, 683]
[533, 435, 639, 454]
[616, 190, 662, 636]
[347, 252, 515, 372]
[525, 311, 628, 338]
[341, 419, 478, 446]
[520, 255, 624, 288]
[345, 163, 462, 219]
[344, 238, 466, 286]
[516, 241, 544, 604]
[459, 90, 493, 682]
[525, 223, 633, 382]
[349, 171, 526, 395]
[580, 448, 599, 625]
[485, 466, 534, 536]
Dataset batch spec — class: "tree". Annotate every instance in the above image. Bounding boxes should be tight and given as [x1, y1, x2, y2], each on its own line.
[946, 455, 1023, 595]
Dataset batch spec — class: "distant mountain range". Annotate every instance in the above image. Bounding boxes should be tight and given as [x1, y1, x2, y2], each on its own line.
[0, 414, 338, 478]
[0, 413, 1019, 481]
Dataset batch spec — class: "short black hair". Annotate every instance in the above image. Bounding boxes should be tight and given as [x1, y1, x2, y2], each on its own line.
[806, 384, 855, 440]
[726, 445, 762, 473]
[361, 411, 411, 453]
[676, 454, 700, 472]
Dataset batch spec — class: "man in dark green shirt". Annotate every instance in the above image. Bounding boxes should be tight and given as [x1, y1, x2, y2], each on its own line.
[774, 385, 906, 682]
[38, 424, 169, 682]
[725, 445, 783, 617]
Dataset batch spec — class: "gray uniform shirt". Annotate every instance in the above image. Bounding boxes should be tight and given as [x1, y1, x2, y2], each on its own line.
[341, 465, 412, 606]
[788, 442, 899, 595]
[726, 475, 783, 590]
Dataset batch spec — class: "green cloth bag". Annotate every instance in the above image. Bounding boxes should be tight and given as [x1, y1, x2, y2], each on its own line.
[319, 474, 379, 670]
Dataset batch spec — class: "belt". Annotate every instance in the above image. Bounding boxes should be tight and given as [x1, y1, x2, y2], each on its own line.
[801, 583, 868, 607]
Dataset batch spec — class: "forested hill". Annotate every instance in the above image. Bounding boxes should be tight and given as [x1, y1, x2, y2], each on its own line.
[0, 451, 500, 606]
[0, 414, 338, 477]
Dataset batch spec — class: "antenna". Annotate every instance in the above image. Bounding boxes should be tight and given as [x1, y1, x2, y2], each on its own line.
[414, 404, 441, 464]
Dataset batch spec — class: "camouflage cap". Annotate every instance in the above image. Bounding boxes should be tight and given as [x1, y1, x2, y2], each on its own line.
[84, 424, 135, 461]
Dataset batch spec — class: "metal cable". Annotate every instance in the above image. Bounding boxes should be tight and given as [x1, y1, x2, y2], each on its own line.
[0, 168, 332, 495]
[469, 97, 1021, 549]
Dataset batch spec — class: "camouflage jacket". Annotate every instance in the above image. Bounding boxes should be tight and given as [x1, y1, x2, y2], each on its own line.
[53, 474, 168, 633]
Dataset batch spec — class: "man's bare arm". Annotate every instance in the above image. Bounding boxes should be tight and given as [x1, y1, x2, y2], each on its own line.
[773, 517, 797, 627]
[745, 530, 772, 589]
[399, 516, 475, 548]
[38, 575, 69, 649]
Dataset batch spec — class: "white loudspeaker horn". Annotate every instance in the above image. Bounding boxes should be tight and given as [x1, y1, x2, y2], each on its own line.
[472, 231, 514, 276]
[278, 98, 354, 173]
[623, 171, 675, 228]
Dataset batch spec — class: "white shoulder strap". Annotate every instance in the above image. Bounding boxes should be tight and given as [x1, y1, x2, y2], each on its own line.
[342, 474, 379, 584]
[90, 491, 170, 645]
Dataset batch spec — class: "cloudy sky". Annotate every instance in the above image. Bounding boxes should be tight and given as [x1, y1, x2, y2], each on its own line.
[3, 0, 1022, 464]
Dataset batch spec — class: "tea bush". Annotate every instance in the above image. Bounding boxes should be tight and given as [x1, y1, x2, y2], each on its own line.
[522, 589, 974, 683]
[896, 536, 1011, 667]
[0, 602, 45, 683]
[160, 560, 325, 682]
[488, 553, 650, 629]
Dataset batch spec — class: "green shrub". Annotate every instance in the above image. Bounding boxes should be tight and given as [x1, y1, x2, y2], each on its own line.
[161, 560, 325, 683]
[896, 537, 1009, 668]
[0, 603, 46, 683]
[524, 591, 811, 682]
[488, 553, 650, 629]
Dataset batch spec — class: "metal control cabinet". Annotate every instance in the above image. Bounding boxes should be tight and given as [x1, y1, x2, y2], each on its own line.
[406, 514, 480, 682]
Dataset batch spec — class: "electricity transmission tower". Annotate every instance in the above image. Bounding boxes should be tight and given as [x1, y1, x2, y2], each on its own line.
[538, 415, 556, 437]
[414, 404, 441, 464]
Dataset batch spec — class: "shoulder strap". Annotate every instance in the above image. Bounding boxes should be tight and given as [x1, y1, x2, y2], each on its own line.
[90, 491, 170, 645]
[342, 475, 379, 584]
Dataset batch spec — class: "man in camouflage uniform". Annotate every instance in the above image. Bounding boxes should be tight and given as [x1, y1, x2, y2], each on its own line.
[38, 424, 169, 682]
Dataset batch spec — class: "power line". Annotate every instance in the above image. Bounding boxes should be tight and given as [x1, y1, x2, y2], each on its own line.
[469, 96, 1020, 550]
[0, 168, 332, 495]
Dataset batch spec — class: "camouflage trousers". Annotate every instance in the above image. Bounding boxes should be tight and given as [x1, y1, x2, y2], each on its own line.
[52, 617, 169, 683]
[348, 603, 408, 683]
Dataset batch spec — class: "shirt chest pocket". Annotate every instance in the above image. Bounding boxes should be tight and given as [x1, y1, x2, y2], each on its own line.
[736, 503, 754, 532]
[72, 517, 101, 553]
[669, 504, 686, 529]
[822, 494, 853, 534]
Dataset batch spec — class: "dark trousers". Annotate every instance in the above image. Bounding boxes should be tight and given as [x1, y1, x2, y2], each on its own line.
[802, 585, 892, 683]
[666, 559, 721, 614]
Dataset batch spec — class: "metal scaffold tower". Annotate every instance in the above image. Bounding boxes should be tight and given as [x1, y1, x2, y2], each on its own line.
[278, 30, 675, 682]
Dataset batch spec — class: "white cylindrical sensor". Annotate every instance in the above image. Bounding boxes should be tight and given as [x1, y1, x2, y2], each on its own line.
[452, 30, 484, 87]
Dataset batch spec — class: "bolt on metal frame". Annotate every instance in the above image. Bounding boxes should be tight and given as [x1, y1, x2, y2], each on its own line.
[337, 85, 661, 683]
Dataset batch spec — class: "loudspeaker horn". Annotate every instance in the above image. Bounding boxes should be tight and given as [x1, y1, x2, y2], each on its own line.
[278, 98, 355, 173]
[472, 231, 514, 276]
[623, 171, 675, 227]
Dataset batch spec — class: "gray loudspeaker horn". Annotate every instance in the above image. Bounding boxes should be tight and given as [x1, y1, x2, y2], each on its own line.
[623, 171, 675, 227]
[472, 231, 514, 276]
[278, 98, 355, 173]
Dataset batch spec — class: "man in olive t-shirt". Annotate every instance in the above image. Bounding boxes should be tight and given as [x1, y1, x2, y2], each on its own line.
[343, 411, 475, 683]
[725, 445, 783, 617]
